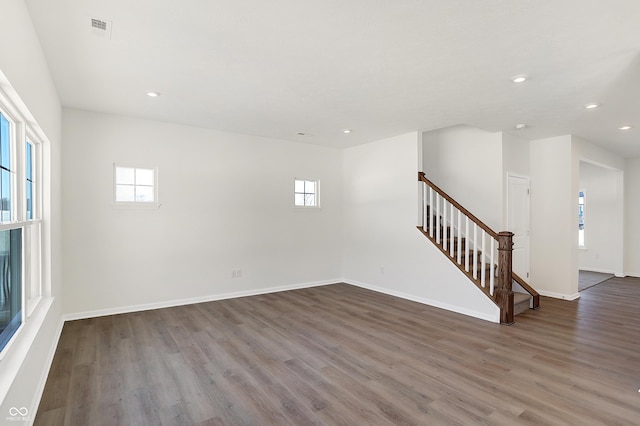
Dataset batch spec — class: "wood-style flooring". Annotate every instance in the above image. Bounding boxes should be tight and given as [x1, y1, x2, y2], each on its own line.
[35, 278, 640, 425]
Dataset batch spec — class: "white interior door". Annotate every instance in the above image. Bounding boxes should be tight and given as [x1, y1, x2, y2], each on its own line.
[507, 174, 530, 279]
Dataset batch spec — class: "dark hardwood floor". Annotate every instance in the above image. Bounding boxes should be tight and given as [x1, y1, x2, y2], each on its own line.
[35, 278, 640, 425]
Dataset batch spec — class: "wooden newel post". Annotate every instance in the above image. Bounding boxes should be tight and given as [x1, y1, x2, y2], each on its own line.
[496, 231, 514, 325]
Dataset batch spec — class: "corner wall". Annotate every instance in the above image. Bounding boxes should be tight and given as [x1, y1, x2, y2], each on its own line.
[529, 136, 577, 299]
[625, 157, 640, 276]
[624, 157, 640, 277]
[0, 0, 63, 418]
[422, 125, 503, 231]
[343, 132, 499, 323]
[578, 162, 623, 275]
[62, 109, 343, 317]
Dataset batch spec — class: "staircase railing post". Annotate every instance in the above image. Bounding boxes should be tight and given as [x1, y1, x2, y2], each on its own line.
[496, 231, 515, 324]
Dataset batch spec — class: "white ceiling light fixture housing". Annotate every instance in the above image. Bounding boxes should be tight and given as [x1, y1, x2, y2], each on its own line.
[512, 75, 528, 83]
[585, 103, 600, 110]
[343, 129, 352, 134]
[146, 91, 160, 98]
[515, 123, 527, 129]
[618, 125, 632, 131]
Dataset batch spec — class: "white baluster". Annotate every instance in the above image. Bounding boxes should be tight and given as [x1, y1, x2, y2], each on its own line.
[429, 188, 434, 238]
[465, 217, 470, 272]
[473, 224, 478, 280]
[450, 205, 455, 257]
[457, 210, 462, 264]
[442, 200, 448, 251]
[422, 184, 428, 233]
[481, 231, 486, 288]
[435, 194, 441, 244]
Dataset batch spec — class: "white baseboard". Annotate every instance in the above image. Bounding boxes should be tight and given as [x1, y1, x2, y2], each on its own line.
[580, 267, 619, 275]
[538, 290, 581, 301]
[343, 279, 500, 324]
[63, 279, 341, 322]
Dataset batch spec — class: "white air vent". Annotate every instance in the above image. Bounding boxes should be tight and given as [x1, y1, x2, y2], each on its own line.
[91, 18, 107, 31]
[89, 16, 112, 39]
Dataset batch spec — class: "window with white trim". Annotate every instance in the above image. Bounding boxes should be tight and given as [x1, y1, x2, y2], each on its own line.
[0, 106, 43, 353]
[294, 179, 319, 208]
[578, 190, 585, 247]
[114, 165, 157, 204]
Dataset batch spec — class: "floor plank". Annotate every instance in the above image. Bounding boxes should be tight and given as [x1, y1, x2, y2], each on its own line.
[35, 279, 640, 425]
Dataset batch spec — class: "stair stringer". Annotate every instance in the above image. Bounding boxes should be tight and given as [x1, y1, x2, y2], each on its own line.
[409, 231, 500, 323]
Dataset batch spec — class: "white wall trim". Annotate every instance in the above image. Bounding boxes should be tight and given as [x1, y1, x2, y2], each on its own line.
[579, 267, 619, 276]
[343, 279, 500, 324]
[0, 297, 54, 407]
[538, 290, 581, 301]
[30, 315, 65, 420]
[63, 279, 341, 321]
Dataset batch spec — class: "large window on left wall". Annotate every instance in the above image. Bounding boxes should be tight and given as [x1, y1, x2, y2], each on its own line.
[0, 106, 43, 353]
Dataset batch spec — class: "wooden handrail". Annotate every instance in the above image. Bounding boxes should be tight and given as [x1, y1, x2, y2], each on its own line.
[418, 171, 539, 323]
[418, 172, 498, 240]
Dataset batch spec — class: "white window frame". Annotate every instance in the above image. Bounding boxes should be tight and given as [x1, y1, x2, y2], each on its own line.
[294, 178, 320, 209]
[25, 138, 38, 221]
[578, 189, 586, 249]
[113, 164, 159, 209]
[0, 97, 44, 357]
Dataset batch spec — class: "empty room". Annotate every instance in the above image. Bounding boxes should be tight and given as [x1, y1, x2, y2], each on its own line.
[1, 0, 640, 424]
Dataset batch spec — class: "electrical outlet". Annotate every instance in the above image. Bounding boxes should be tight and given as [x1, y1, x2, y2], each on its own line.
[231, 269, 242, 278]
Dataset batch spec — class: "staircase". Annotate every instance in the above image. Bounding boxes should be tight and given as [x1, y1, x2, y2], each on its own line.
[418, 172, 539, 324]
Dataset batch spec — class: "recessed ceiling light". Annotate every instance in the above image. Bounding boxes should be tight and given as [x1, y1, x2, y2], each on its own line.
[515, 123, 527, 130]
[147, 91, 160, 97]
[584, 103, 600, 109]
[343, 129, 352, 134]
[618, 125, 632, 131]
[512, 75, 527, 83]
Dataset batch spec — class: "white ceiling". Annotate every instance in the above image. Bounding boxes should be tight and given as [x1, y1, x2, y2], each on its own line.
[25, 0, 640, 156]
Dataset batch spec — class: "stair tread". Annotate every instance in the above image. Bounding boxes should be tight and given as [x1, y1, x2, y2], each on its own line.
[514, 292, 530, 304]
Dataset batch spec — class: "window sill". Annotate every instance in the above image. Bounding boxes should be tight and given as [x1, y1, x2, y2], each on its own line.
[293, 206, 322, 211]
[113, 202, 161, 210]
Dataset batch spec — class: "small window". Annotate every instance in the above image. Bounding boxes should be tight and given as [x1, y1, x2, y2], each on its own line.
[578, 190, 585, 247]
[294, 179, 319, 208]
[114, 166, 157, 204]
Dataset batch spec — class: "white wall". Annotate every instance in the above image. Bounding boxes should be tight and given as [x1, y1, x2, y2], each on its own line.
[62, 109, 343, 316]
[422, 125, 503, 231]
[529, 135, 577, 299]
[573, 136, 624, 277]
[502, 131, 530, 232]
[578, 162, 623, 275]
[0, 0, 63, 418]
[343, 132, 499, 323]
[624, 157, 640, 277]
[502, 132, 530, 178]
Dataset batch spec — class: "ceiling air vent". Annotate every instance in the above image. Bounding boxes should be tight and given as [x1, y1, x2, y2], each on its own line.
[91, 18, 108, 31]
[89, 16, 112, 39]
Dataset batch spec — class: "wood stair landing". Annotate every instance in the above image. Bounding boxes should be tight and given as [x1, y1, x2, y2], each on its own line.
[513, 292, 531, 316]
